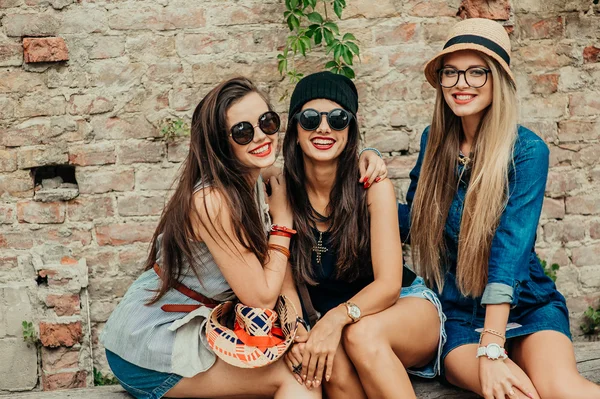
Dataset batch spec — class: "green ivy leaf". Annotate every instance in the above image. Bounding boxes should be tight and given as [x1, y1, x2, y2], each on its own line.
[323, 29, 335, 46]
[342, 66, 355, 78]
[313, 28, 323, 45]
[324, 22, 340, 35]
[324, 60, 337, 69]
[342, 33, 357, 42]
[342, 48, 353, 65]
[307, 12, 323, 24]
[290, 0, 300, 9]
[346, 41, 360, 56]
[333, 1, 343, 19]
[333, 43, 343, 61]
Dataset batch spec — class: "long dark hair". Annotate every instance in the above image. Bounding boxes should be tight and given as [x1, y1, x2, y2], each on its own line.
[283, 113, 371, 285]
[145, 77, 272, 304]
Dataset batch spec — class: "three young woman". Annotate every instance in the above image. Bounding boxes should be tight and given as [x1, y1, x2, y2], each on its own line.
[281, 71, 445, 399]
[399, 18, 600, 399]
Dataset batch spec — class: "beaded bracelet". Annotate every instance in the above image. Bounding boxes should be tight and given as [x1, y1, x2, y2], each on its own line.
[358, 147, 383, 159]
[268, 243, 290, 258]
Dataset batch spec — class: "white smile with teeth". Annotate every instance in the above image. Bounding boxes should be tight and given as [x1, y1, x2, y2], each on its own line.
[312, 139, 335, 145]
[250, 144, 269, 154]
[456, 94, 475, 100]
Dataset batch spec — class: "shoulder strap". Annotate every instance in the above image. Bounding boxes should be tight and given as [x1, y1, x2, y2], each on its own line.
[297, 281, 319, 328]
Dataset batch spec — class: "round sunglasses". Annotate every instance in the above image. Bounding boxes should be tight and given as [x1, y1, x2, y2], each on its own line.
[295, 108, 354, 131]
[229, 111, 281, 145]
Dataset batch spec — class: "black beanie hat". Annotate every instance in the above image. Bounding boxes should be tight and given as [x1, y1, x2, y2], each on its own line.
[288, 71, 359, 118]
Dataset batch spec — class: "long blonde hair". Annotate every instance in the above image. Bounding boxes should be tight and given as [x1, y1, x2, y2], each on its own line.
[410, 54, 518, 297]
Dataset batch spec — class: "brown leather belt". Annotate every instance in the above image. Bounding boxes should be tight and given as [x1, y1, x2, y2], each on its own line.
[153, 263, 219, 312]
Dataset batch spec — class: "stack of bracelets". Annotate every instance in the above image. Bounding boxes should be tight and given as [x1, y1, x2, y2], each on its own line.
[268, 224, 296, 259]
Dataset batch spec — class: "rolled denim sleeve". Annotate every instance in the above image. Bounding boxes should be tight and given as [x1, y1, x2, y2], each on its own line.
[398, 127, 429, 243]
[481, 136, 549, 306]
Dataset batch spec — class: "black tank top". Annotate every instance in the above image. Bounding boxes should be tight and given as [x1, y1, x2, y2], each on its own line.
[307, 228, 416, 315]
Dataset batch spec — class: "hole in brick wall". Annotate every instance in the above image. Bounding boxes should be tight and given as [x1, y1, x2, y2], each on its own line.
[32, 165, 79, 202]
[36, 274, 48, 286]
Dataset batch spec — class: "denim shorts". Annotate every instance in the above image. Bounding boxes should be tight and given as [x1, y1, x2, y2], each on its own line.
[106, 350, 183, 399]
[400, 276, 447, 378]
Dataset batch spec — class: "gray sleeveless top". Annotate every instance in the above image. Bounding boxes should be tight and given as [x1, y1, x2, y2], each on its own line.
[100, 178, 271, 376]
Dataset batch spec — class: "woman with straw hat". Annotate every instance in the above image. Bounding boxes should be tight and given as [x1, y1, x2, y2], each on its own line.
[399, 18, 600, 399]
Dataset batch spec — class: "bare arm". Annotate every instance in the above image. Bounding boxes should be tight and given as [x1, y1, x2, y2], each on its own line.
[192, 179, 292, 309]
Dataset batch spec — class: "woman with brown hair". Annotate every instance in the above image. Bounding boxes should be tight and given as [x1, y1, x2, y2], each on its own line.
[282, 71, 446, 399]
[401, 18, 600, 399]
[99, 76, 384, 399]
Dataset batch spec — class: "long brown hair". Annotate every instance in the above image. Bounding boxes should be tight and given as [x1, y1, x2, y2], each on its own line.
[283, 116, 371, 285]
[410, 54, 518, 297]
[145, 77, 272, 304]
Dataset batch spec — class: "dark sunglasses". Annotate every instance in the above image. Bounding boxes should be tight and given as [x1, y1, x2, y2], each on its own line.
[229, 111, 280, 145]
[295, 108, 354, 131]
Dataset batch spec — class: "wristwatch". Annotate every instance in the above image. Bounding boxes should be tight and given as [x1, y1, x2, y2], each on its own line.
[476, 343, 508, 360]
[344, 301, 361, 323]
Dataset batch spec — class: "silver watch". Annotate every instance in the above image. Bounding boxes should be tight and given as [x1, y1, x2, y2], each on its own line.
[476, 343, 507, 360]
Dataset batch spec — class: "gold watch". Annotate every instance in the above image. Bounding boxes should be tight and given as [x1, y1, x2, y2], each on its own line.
[344, 301, 361, 323]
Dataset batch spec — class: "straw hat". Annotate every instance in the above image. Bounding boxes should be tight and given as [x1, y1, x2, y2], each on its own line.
[424, 18, 515, 88]
[206, 295, 298, 368]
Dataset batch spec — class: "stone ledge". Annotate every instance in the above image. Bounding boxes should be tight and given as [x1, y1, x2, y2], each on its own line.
[5, 342, 599, 399]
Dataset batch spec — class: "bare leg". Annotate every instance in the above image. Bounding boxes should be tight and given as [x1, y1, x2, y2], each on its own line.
[444, 344, 540, 399]
[343, 297, 440, 399]
[323, 343, 367, 399]
[511, 331, 600, 399]
[165, 357, 321, 399]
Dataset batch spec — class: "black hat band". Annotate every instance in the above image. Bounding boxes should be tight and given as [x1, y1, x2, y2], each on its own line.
[444, 34, 510, 66]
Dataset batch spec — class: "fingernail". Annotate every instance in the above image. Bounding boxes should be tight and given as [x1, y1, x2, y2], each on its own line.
[528, 394, 534, 399]
[306, 381, 312, 389]
[302, 374, 306, 381]
[315, 379, 320, 387]
[364, 182, 370, 189]
[359, 177, 364, 183]
[375, 177, 381, 183]
[326, 375, 330, 382]
[296, 377, 303, 385]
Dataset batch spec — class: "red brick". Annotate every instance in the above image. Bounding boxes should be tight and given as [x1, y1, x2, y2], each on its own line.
[135, 166, 178, 190]
[0, 118, 51, 147]
[0, 230, 34, 249]
[23, 37, 68, 63]
[41, 347, 79, 372]
[590, 220, 600, 239]
[117, 141, 165, 164]
[406, 0, 457, 17]
[39, 322, 82, 348]
[76, 168, 134, 194]
[0, 149, 17, 172]
[530, 74, 559, 95]
[118, 246, 149, 276]
[17, 201, 65, 224]
[108, 4, 206, 31]
[42, 371, 86, 391]
[519, 16, 564, 40]
[0, 255, 18, 269]
[45, 294, 80, 316]
[566, 195, 600, 215]
[167, 139, 189, 162]
[17, 146, 68, 169]
[0, 170, 34, 198]
[569, 92, 600, 117]
[95, 222, 155, 246]
[0, 203, 16, 224]
[67, 94, 114, 116]
[374, 23, 417, 46]
[34, 227, 92, 247]
[558, 120, 600, 142]
[583, 46, 600, 64]
[67, 196, 114, 221]
[385, 154, 419, 179]
[546, 170, 583, 197]
[91, 114, 159, 140]
[543, 219, 586, 242]
[68, 143, 116, 166]
[515, 43, 573, 69]
[117, 194, 164, 216]
[542, 197, 565, 220]
[457, 0, 511, 20]
[60, 256, 78, 265]
[571, 243, 600, 267]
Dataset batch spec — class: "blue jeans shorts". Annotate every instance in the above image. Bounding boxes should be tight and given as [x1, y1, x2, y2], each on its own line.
[106, 349, 183, 399]
[400, 276, 447, 378]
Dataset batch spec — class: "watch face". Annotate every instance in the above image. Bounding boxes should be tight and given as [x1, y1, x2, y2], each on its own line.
[487, 344, 501, 359]
[349, 305, 360, 319]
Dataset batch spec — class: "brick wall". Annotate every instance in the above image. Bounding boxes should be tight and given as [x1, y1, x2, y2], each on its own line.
[0, 0, 599, 393]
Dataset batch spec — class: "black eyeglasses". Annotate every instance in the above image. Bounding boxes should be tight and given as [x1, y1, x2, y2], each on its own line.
[437, 67, 491, 88]
[229, 111, 280, 145]
[295, 108, 354, 131]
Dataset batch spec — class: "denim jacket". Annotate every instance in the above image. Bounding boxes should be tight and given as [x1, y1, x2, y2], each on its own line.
[399, 125, 562, 317]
